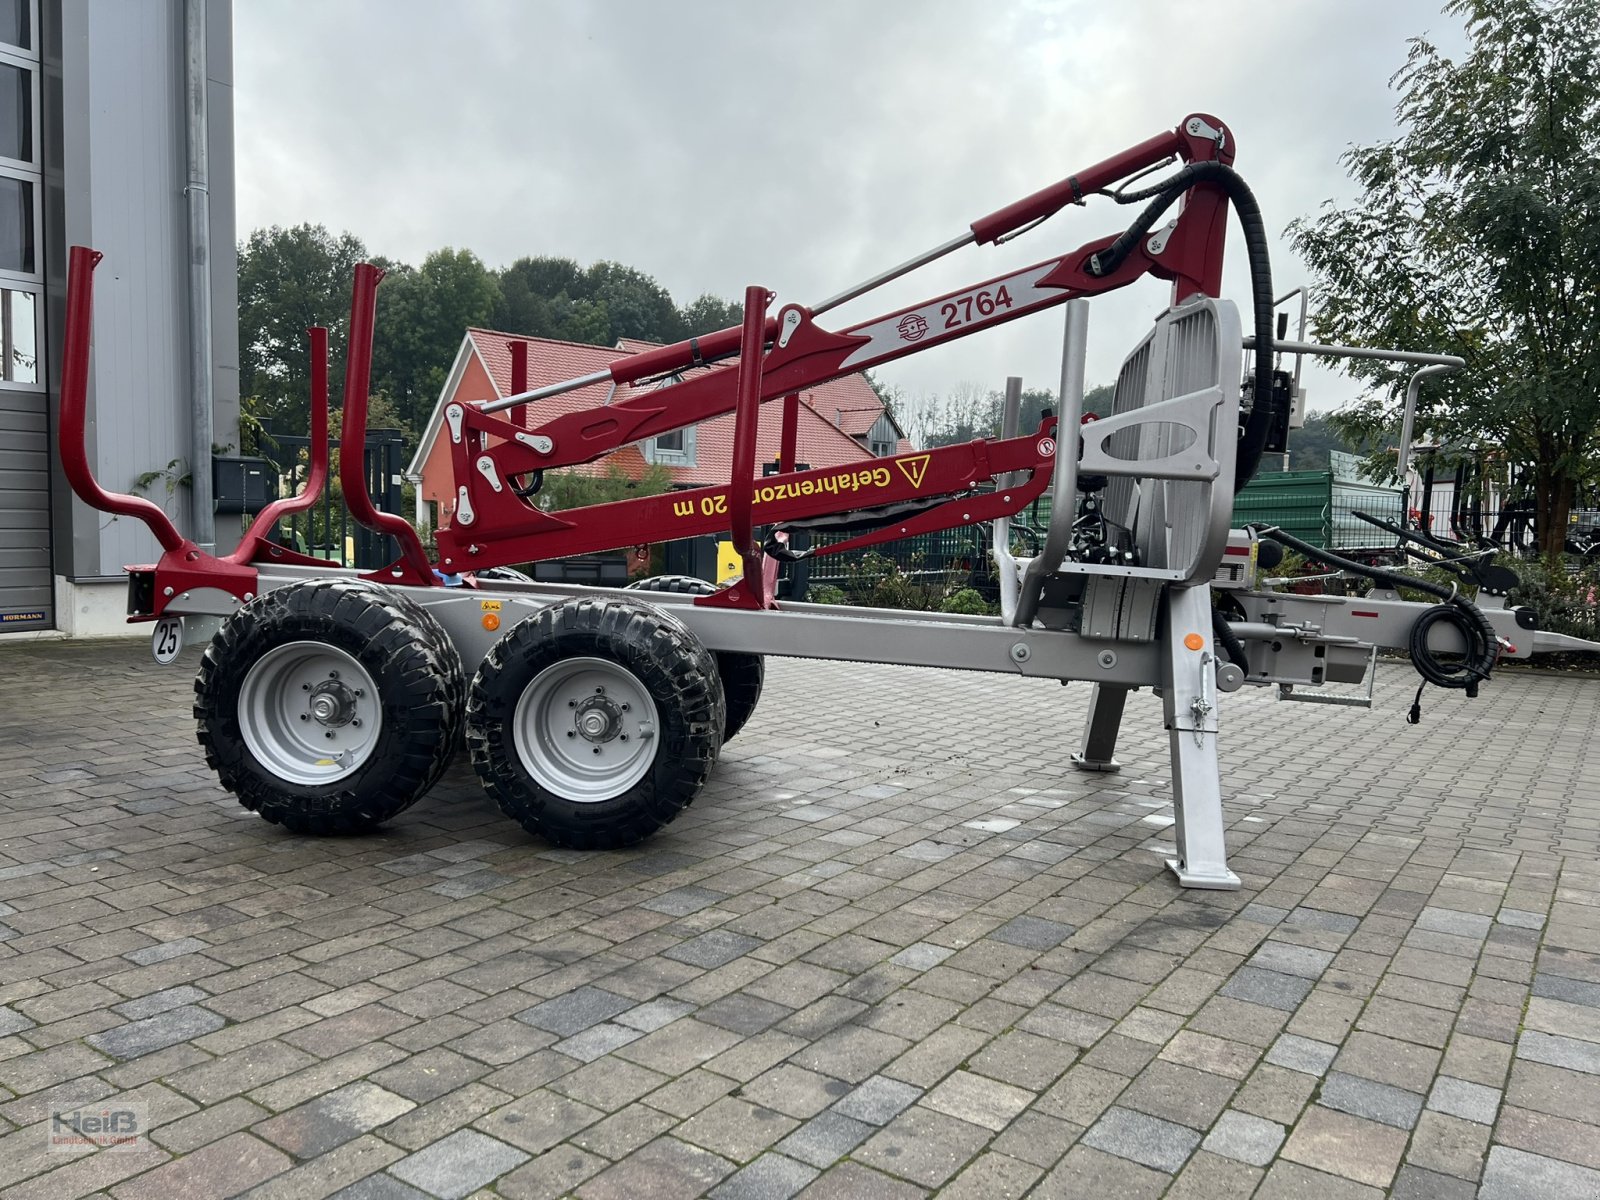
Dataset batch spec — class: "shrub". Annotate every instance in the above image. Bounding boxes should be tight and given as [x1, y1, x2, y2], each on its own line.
[939, 587, 992, 615]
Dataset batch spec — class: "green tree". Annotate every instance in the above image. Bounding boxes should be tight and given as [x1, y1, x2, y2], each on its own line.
[237, 224, 368, 434]
[533, 461, 674, 512]
[370, 248, 501, 443]
[1286, 414, 1364, 471]
[677, 293, 743, 337]
[492, 256, 586, 339]
[1289, 0, 1600, 555]
[582, 261, 682, 344]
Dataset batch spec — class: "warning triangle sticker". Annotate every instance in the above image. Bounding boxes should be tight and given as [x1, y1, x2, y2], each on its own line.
[896, 454, 931, 489]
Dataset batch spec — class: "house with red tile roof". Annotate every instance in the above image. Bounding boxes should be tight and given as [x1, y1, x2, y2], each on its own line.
[405, 328, 907, 531]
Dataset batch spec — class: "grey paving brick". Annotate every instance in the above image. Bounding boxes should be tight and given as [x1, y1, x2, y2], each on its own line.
[1417, 908, 1492, 939]
[709, 1152, 819, 1200]
[990, 915, 1074, 950]
[1497, 909, 1546, 930]
[617, 998, 697, 1032]
[1427, 1075, 1501, 1124]
[1280, 1104, 1407, 1188]
[1480, 1145, 1600, 1200]
[1221, 968, 1314, 1012]
[429, 870, 513, 899]
[1285, 908, 1360, 935]
[644, 886, 730, 916]
[256, 1080, 416, 1158]
[123, 937, 208, 965]
[1201, 1109, 1286, 1167]
[1531, 973, 1600, 1008]
[666, 930, 762, 969]
[1392, 1165, 1479, 1200]
[1240, 903, 1290, 926]
[86, 1005, 225, 1060]
[1248, 942, 1335, 980]
[578, 1135, 736, 1198]
[1516, 1031, 1600, 1075]
[1081, 1105, 1201, 1173]
[516, 987, 635, 1037]
[888, 943, 953, 971]
[388, 1129, 529, 1199]
[776, 1110, 874, 1169]
[830, 1075, 921, 1126]
[1318, 1072, 1424, 1129]
[329, 1175, 434, 1200]
[699, 994, 793, 1036]
[113, 986, 208, 1021]
[554, 1021, 645, 1063]
[14, 621, 1600, 1200]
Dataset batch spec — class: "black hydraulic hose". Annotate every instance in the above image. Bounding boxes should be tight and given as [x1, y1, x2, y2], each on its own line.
[1211, 605, 1249, 669]
[1247, 523, 1499, 723]
[1089, 161, 1276, 492]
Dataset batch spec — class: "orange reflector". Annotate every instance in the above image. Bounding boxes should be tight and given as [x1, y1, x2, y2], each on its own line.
[482, 613, 501, 632]
[1183, 632, 1205, 651]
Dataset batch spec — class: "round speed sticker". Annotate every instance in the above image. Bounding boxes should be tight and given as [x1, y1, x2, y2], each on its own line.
[151, 616, 183, 665]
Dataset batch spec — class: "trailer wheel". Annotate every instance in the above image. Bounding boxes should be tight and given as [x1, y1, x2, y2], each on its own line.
[467, 597, 723, 849]
[194, 579, 464, 834]
[626, 575, 765, 742]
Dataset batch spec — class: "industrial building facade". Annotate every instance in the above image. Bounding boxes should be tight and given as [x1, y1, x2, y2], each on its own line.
[0, 0, 237, 636]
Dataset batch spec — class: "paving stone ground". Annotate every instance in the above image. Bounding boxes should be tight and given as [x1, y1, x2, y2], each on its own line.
[1, 637, 1598, 1199]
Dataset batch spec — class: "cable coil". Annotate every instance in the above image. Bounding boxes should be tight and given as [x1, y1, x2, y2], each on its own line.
[1244, 525, 1498, 723]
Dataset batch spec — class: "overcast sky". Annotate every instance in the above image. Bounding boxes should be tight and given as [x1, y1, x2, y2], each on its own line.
[234, 0, 1466, 421]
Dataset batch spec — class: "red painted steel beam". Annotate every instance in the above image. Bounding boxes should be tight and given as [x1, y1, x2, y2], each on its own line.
[341, 263, 436, 586]
[510, 339, 528, 397]
[779, 392, 801, 473]
[435, 427, 1055, 572]
[723, 286, 774, 602]
[58, 246, 187, 555]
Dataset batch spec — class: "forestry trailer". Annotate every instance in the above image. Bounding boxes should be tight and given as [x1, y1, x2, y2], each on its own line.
[56, 114, 1598, 889]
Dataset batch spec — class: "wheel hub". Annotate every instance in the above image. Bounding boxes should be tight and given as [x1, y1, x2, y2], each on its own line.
[237, 642, 382, 786]
[512, 657, 660, 802]
[308, 679, 358, 727]
[573, 695, 623, 743]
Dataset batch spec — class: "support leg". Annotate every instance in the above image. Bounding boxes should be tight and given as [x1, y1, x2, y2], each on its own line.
[1161, 584, 1239, 890]
[1072, 683, 1128, 772]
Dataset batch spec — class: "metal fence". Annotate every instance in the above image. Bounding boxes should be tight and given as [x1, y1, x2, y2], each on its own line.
[256, 427, 409, 570]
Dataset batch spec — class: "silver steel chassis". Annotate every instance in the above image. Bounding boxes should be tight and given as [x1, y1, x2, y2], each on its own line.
[163, 298, 1598, 891]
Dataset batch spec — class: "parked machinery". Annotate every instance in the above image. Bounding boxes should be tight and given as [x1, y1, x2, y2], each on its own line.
[56, 115, 1599, 888]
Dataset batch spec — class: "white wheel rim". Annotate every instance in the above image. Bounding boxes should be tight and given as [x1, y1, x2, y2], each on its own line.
[238, 642, 383, 785]
[512, 656, 660, 802]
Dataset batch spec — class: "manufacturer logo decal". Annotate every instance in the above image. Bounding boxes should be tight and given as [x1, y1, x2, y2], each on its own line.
[896, 454, 931, 489]
[897, 313, 929, 342]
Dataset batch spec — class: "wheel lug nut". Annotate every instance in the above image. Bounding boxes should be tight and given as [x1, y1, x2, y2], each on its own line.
[302, 683, 311, 691]
[300, 714, 309, 721]
[568, 699, 576, 708]
[595, 686, 604, 694]
[329, 670, 339, 679]
[325, 731, 335, 739]
[620, 734, 628, 741]
[351, 719, 361, 728]
[592, 747, 601, 754]
[621, 703, 630, 711]
[567, 731, 575, 738]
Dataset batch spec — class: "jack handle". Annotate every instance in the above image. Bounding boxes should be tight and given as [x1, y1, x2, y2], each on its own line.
[225, 326, 330, 564]
[59, 246, 187, 554]
[342, 263, 436, 585]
